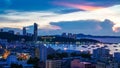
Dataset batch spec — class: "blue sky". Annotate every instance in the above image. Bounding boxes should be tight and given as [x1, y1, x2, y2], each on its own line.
[0, 0, 120, 36]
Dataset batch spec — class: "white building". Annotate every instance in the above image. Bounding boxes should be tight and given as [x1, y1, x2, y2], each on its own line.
[35, 45, 47, 62]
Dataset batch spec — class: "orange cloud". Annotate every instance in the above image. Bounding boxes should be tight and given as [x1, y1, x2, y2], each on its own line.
[53, 2, 103, 11]
[112, 25, 120, 32]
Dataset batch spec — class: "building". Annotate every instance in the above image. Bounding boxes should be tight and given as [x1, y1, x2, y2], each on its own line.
[26, 33, 33, 36]
[72, 34, 76, 39]
[38, 61, 45, 68]
[35, 45, 47, 62]
[96, 61, 118, 68]
[68, 33, 72, 38]
[96, 62, 106, 68]
[61, 33, 67, 37]
[0, 55, 33, 68]
[6, 55, 18, 65]
[0, 39, 8, 45]
[8, 30, 14, 34]
[114, 52, 120, 62]
[46, 60, 62, 68]
[15, 32, 20, 35]
[0, 29, 3, 32]
[23, 27, 26, 35]
[33, 23, 38, 42]
[92, 47, 110, 61]
[71, 59, 96, 68]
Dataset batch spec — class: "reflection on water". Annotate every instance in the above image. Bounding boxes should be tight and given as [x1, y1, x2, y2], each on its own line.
[45, 43, 120, 54]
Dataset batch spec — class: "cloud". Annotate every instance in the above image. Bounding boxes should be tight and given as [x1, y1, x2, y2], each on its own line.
[0, 16, 29, 22]
[48, 5, 120, 32]
[1, 0, 119, 12]
[52, 8, 83, 14]
[0, 11, 61, 30]
[52, 0, 120, 7]
[51, 20, 101, 30]
[50, 19, 118, 36]
[0, 5, 120, 33]
[51, 19, 113, 31]
[53, 2, 104, 11]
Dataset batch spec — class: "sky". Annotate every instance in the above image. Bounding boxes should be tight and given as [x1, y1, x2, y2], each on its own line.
[0, 0, 120, 36]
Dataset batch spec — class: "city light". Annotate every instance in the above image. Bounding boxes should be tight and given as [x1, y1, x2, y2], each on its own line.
[0, 0, 120, 68]
[64, 47, 67, 51]
[2, 49, 10, 59]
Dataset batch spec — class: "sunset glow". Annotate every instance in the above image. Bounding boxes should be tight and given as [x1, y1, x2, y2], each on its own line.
[53, 2, 103, 11]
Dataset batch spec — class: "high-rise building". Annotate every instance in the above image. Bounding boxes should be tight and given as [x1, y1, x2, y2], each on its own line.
[35, 45, 47, 62]
[23, 27, 26, 35]
[33, 23, 38, 42]
[68, 33, 72, 38]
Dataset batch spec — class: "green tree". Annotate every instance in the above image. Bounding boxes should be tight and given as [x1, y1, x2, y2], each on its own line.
[10, 63, 23, 68]
[27, 57, 39, 68]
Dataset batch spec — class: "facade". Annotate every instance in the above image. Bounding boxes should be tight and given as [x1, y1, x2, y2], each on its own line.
[68, 33, 72, 38]
[114, 52, 120, 62]
[62, 33, 67, 37]
[72, 34, 76, 39]
[33, 23, 38, 42]
[35, 45, 47, 62]
[96, 61, 118, 68]
[96, 62, 106, 68]
[92, 47, 110, 61]
[23, 27, 26, 35]
[26, 33, 33, 36]
[6, 55, 18, 65]
[46, 60, 62, 68]
[114, 52, 120, 68]
[38, 61, 45, 68]
[71, 59, 95, 68]
[8, 30, 14, 34]
[15, 32, 20, 35]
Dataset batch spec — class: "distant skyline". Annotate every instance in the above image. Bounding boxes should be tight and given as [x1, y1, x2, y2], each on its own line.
[0, 0, 120, 36]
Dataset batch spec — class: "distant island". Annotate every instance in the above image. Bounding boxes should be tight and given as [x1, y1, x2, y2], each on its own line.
[0, 32, 120, 44]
